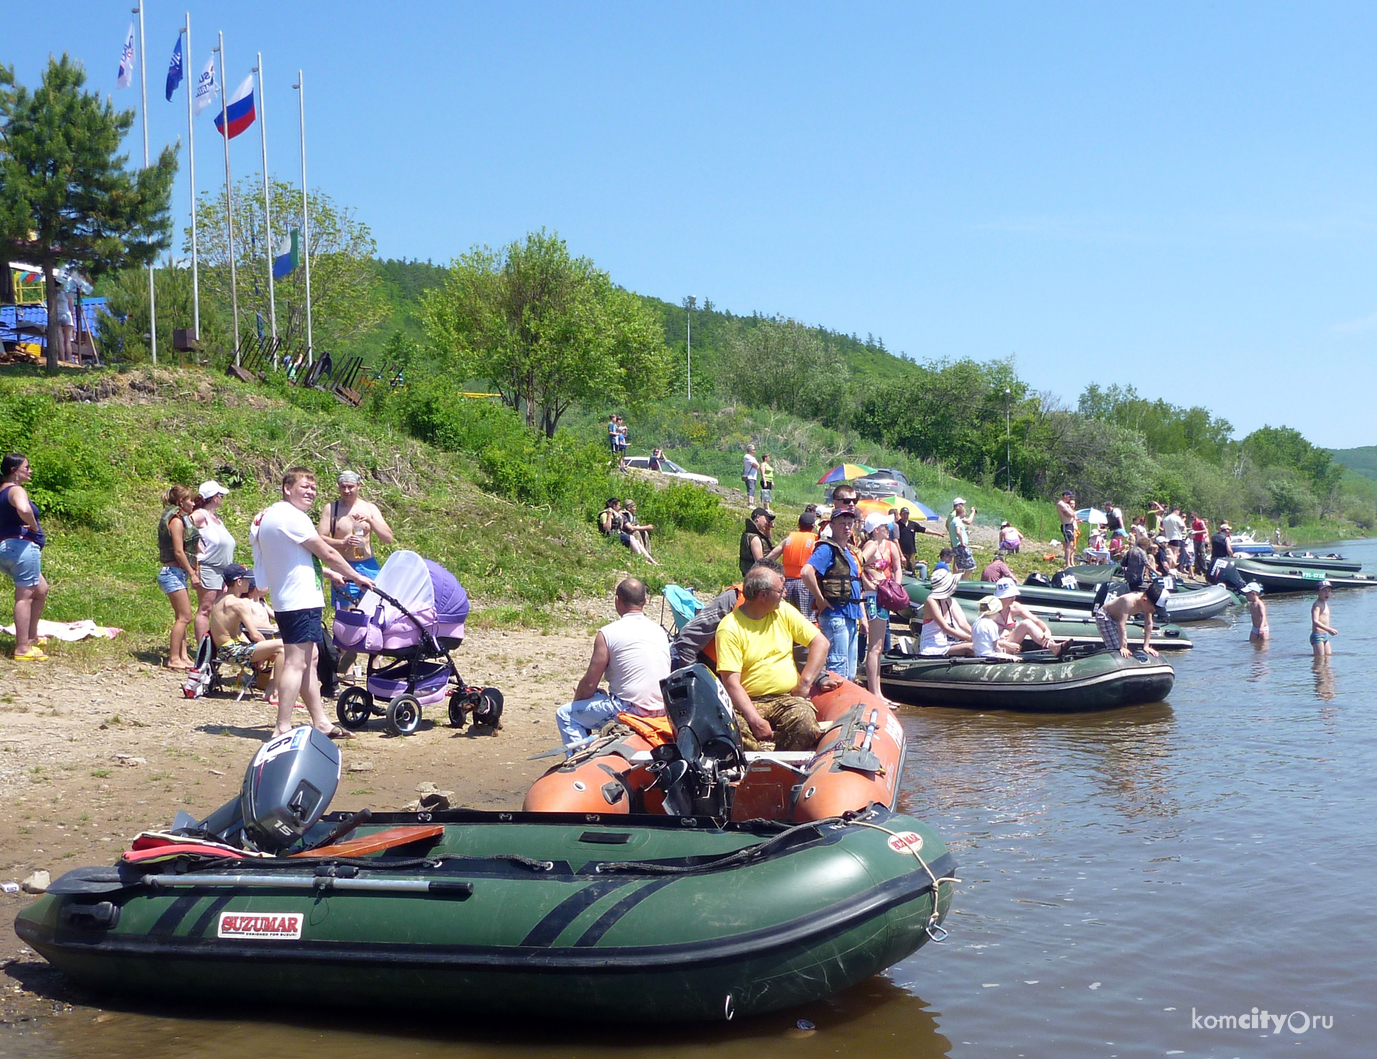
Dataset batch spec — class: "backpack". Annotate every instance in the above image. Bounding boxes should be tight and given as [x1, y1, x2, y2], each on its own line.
[182, 665, 212, 699]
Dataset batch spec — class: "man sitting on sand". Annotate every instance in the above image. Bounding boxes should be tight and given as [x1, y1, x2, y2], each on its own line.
[1094, 581, 1166, 658]
[716, 560, 831, 752]
[555, 579, 671, 753]
[208, 564, 284, 699]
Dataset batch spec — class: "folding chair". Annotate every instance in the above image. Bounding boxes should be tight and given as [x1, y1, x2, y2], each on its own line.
[659, 584, 703, 636]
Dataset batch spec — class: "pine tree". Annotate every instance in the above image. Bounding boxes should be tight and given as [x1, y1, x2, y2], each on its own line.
[0, 55, 177, 369]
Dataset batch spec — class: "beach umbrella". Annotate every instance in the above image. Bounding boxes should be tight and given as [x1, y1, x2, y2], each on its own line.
[1076, 507, 1108, 525]
[816, 463, 878, 484]
[858, 496, 940, 522]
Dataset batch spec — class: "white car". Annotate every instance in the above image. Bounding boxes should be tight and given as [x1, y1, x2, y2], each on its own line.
[624, 456, 719, 486]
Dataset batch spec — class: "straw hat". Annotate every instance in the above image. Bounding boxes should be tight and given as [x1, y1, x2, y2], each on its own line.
[928, 569, 958, 599]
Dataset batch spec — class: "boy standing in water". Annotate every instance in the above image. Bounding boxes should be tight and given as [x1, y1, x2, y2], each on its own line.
[1310, 581, 1337, 657]
[1242, 581, 1268, 643]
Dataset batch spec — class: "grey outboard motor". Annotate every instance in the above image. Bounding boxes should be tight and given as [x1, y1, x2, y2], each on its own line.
[183, 728, 341, 853]
[649, 664, 747, 818]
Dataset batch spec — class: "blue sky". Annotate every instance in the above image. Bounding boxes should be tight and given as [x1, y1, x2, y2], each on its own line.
[8, 2, 1377, 448]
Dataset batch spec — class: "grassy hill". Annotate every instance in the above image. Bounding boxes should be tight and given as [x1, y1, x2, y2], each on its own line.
[1331, 445, 1377, 482]
[0, 365, 1069, 664]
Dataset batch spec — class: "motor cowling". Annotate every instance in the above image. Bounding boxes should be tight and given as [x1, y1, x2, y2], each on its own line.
[652, 664, 746, 818]
[241, 728, 341, 852]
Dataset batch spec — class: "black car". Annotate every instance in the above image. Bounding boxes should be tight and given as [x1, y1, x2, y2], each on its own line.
[824, 468, 918, 504]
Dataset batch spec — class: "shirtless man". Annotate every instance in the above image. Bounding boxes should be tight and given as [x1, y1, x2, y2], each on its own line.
[208, 564, 284, 698]
[1056, 490, 1078, 568]
[317, 471, 395, 611]
[1310, 581, 1337, 657]
[1094, 581, 1166, 658]
[1242, 581, 1268, 643]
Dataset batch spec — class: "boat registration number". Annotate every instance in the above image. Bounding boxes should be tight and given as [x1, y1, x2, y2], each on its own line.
[217, 912, 304, 940]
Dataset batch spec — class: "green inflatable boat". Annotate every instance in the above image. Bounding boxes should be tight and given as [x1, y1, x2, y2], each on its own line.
[881, 647, 1175, 712]
[16, 676, 957, 1024]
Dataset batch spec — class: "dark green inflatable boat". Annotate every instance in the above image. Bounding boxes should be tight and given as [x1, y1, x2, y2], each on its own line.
[16, 675, 957, 1024]
[16, 808, 955, 1023]
[881, 647, 1175, 712]
[1230, 557, 1377, 593]
[902, 576, 1234, 623]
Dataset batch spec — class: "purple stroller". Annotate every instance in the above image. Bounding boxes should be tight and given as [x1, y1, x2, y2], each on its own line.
[331, 550, 502, 736]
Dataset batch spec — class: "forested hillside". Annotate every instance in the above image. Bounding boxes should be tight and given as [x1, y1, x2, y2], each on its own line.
[97, 243, 1373, 538]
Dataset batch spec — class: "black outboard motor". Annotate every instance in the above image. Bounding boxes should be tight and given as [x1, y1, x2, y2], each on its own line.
[184, 727, 341, 853]
[650, 664, 747, 819]
[1212, 560, 1247, 591]
[1025, 572, 1051, 587]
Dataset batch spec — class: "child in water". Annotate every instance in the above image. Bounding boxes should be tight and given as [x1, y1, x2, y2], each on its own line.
[1310, 581, 1337, 658]
[1242, 581, 1268, 643]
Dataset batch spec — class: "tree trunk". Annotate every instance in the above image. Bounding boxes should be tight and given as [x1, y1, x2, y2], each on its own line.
[43, 262, 59, 372]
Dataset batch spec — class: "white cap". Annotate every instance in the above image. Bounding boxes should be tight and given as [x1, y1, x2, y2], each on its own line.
[863, 513, 889, 534]
[1242, 582, 1263, 595]
[197, 479, 229, 499]
[952, 497, 967, 506]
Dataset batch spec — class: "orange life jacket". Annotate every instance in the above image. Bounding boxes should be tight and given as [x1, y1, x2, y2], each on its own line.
[781, 530, 818, 579]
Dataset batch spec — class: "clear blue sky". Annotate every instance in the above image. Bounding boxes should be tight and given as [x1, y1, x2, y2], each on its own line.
[9, 2, 1377, 448]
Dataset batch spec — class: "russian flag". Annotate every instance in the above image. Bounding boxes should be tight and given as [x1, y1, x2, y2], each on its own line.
[214, 74, 256, 139]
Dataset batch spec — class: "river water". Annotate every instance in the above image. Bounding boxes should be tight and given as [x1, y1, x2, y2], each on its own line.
[13, 543, 1376, 1058]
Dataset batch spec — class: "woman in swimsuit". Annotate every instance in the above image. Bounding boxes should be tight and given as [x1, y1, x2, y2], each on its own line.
[990, 578, 1066, 656]
[861, 518, 905, 698]
[919, 569, 974, 657]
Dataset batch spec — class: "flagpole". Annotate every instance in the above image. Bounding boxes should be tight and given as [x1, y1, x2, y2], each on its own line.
[183, 13, 200, 344]
[215, 32, 240, 364]
[135, 0, 157, 365]
[254, 53, 277, 343]
[292, 70, 312, 365]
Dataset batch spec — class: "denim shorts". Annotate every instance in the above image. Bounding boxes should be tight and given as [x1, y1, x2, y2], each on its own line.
[864, 593, 890, 622]
[277, 607, 323, 646]
[157, 565, 190, 594]
[0, 538, 41, 588]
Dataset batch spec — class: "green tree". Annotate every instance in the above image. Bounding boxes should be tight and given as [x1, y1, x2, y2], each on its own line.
[191, 178, 384, 356]
[98, 264, 229, 364]
[0, 55, 177, 370]
[717, 316, 854, 425]
[423, 230, 672, 437]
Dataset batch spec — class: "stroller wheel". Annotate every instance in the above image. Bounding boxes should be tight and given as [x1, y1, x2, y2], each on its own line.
[336, 686, 374, 730]
[385, 693, 422, 737]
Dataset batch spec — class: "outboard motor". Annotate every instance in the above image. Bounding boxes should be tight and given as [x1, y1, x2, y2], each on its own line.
[1025, 572, 1051, 587]
[649, 664, 747, 819]
[1050, 570, 1079, 590]
[1212, 560, 1246, 591]
[182, 728, 340, 853]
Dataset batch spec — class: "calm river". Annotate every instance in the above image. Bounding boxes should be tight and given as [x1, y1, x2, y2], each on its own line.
[12, 542, 1376, 1058]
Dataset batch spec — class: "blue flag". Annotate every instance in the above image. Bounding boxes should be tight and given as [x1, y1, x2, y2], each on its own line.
[165, 33, 184, 101]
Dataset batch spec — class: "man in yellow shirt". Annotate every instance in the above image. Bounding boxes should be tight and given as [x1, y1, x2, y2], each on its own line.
[714, 560, 830, 751]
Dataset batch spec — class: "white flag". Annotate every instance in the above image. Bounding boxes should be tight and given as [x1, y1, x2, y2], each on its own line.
[193, 55, 218, 116]
[116, 23, 135, 89]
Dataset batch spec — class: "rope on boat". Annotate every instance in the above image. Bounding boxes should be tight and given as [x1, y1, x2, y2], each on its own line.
[846, 820, 962, 942]
[591, 817, 845, 876]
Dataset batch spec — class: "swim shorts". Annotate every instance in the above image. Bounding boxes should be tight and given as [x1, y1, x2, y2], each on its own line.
[216, 639, 258, 666]
[1061, 524, 1076, 543]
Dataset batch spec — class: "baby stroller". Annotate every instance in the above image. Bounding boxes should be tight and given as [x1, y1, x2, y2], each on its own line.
[332, 550, 502, 736]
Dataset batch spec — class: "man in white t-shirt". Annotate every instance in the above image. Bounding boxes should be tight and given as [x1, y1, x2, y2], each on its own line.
[252, 466, 374, 738]
[554, 578, 672, 753]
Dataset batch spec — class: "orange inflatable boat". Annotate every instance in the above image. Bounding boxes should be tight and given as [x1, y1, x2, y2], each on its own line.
[523, 668, 907, 824]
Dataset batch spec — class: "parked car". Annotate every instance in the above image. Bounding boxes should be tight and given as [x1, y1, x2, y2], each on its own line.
[824, 468, 918, 503]
[624, 455, 719, 487]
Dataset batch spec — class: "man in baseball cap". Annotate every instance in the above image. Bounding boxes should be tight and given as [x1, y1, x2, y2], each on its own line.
[207, 562, 283, 698]
[801, 506, 863, 679]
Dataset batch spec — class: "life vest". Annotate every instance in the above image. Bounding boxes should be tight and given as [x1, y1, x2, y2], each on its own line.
[781, 530, 818, 578]
[739, 525, 773, 576]
[813, 538, 861, 607]
[598, 508, 619, 536]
